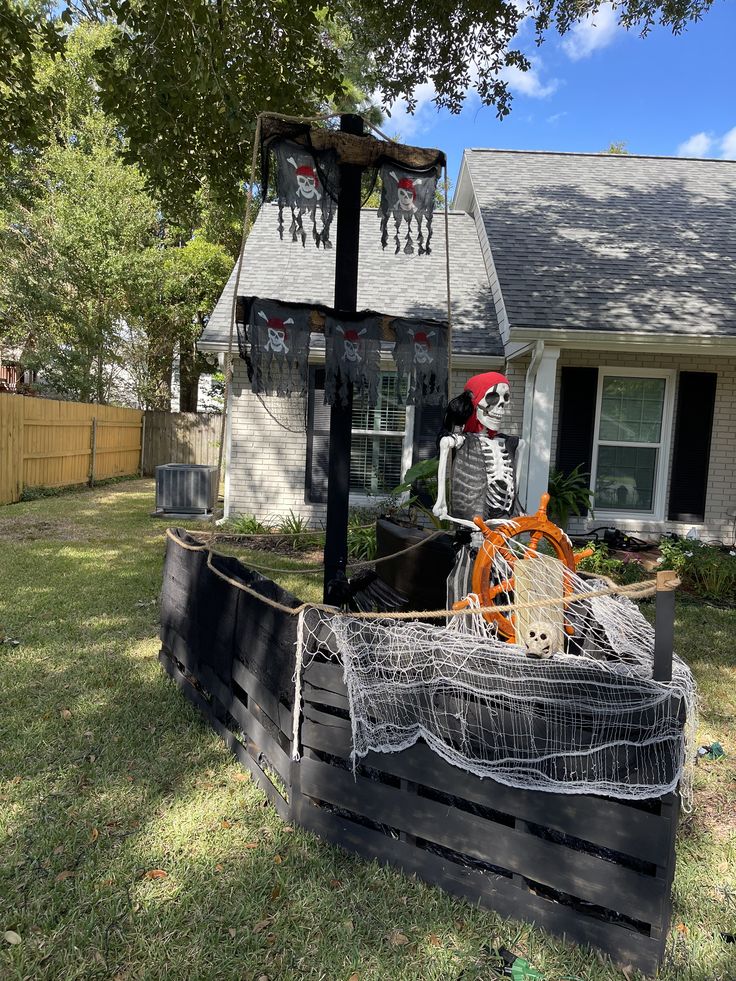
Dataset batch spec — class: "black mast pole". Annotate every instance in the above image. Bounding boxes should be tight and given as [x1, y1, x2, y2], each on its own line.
[323, 113, 364, 603]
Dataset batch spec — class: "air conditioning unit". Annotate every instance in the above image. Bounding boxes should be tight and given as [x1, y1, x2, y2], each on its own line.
[155, 464, 219, 515]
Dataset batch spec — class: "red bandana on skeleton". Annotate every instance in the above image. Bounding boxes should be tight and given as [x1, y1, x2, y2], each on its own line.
[296, 164, 319, 187]
[462, 371, 510, 436]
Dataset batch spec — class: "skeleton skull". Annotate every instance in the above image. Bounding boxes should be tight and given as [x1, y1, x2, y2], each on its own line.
[414, 341, 432, 365]
[522, 620, 560, 659]
[476, 382, 511, 431]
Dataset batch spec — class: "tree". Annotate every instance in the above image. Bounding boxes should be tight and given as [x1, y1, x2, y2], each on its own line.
[82, 0, 713, 212]
[0, 118, 159, 403]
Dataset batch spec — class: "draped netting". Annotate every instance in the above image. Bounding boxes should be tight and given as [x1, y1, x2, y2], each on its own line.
[300, 533, 698, 807]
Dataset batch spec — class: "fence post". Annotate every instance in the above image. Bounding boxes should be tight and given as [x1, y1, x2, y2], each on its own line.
[653, 570, 677, 683]
[89, 416, 97, 486]
[139, 413, 146, 476]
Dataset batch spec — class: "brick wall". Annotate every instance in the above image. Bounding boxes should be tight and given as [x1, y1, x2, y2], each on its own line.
[551, 349, 736, 543]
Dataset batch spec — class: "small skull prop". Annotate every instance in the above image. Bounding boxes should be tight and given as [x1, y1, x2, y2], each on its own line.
[412, 330, 435, 366]
[522, 621, 560, 659]
[475, 381, 511, 432]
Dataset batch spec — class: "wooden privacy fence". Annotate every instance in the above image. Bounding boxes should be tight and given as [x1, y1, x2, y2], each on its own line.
[0, 394, 143, 505]
[141, 411, 221, 476]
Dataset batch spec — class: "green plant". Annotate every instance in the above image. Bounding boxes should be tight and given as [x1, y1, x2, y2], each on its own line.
[347, 512, 377, 562]
[223, 513, 276, 535]
[658, 538, 736, 604]
[546, 466, 594, 529]
[576, 541, 648, 585]
[390, 456, 446, 529]
[278, 510, 319, 551]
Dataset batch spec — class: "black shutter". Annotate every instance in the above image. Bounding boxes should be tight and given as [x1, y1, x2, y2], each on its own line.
[556, 366, 598, 478]
[412, 401, 444, 464]
[668, 371, 717, 523]
[305, 366, 331, 504]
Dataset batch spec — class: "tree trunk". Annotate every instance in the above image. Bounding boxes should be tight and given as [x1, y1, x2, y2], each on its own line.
[178, 337, 200, 412]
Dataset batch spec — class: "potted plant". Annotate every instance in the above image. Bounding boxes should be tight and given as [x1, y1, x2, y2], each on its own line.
[547, 465, 594, 530]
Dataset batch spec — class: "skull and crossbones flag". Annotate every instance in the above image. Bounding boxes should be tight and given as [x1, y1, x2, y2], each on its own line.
[238, 297, 311, 397]
[273, 140, 339, 248]
[324, 313, 382, 407]
[391, 318, 448, 405]
[378, 162, 439, 255]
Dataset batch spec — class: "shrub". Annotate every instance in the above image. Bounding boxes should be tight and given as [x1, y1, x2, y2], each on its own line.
[576, 540, 648, 585]
[278, 510, 320, 551]
[347, 509, 377, 562]
[223, 513, 276, 535]
[658, 538, 736, 604]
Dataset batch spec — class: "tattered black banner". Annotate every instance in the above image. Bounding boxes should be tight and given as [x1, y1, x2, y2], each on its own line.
[324, 313, 382, 407]
[391, 318, 448, 405]
[378, 162, 439, 255]
[273, 140, 339, 248]
[237, 297, 311, 397]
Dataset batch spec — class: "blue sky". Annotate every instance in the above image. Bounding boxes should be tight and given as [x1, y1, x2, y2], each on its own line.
[380, 0, 736, 183]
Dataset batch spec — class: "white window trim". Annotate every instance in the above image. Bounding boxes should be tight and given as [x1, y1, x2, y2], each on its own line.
[589, 367, 676, 523]
[349, 404, 415, 508]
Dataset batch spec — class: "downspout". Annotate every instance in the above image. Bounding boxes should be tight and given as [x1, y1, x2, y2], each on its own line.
[519, 339, 545, 510]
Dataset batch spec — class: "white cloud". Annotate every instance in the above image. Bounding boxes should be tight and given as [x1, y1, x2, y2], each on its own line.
[561, 3, 619, 61]
[676, 132, 714, 157]
[501, 60, 560, 99]
[720, 126, 736, 159]
[377, 82, 438, 138]
[546, 111, 568, 124]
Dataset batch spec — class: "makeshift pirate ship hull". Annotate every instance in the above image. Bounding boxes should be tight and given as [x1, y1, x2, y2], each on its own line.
[160, 530, 683, 976]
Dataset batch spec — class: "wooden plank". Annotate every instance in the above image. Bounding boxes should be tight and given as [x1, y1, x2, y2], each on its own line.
[298, 718, 673, 867]
[303, 680, 349, 712]
[159, 649, 291, 822]
[227, 692, 292, 784]
[304, 660, 347, 694]
[0, 393, 24, 504]
[299, 757, 667, 923]
[232, 659, 293, 737]
[297, 800, 666, 976]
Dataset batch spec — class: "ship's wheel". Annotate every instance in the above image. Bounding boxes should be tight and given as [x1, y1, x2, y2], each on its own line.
[452, 493, 593, 642]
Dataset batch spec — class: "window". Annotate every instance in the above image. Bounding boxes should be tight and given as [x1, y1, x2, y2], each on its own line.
[350, 373, 413, 497]
[590, 370, 674, 518]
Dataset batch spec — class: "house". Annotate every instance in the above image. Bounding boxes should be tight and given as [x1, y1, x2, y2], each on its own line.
[200, 150, 736, 542]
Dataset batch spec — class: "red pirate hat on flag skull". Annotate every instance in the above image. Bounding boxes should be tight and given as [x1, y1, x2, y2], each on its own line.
[463, 370, 510, 434]
[413, 331, 431, 347]
[398, 176, 416, 199]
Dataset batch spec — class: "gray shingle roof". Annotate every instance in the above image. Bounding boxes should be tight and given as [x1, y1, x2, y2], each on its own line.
[199, 203, 502, 356]
[465, 150, 736, 337]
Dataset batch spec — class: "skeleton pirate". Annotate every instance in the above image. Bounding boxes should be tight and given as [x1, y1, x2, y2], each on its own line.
[433, 371, 524, 606]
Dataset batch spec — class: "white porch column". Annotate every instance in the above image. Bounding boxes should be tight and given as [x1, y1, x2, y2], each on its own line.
[520, 345, 560, 513]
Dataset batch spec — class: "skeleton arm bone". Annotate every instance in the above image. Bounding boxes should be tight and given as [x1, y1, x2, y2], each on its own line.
[433, 434, 465, 519]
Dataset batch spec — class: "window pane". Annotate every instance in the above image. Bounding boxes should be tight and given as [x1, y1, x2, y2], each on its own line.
[350, 434, 404, 495]
[599, 376, 665, 443]
[595, 445, 657, 511]
[352, 374, 407, 433]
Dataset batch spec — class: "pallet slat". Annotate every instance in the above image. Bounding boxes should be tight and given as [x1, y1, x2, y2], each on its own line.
[299, 757, 666, 923]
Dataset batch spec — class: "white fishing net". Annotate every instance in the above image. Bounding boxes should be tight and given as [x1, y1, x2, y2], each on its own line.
[301, 532, 698, 806]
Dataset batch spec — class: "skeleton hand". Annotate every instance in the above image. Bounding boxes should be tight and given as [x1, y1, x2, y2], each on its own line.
[485, 518, 520, 532]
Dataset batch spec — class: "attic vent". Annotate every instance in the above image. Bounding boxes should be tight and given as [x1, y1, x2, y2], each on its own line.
[155, 464, 218, 515]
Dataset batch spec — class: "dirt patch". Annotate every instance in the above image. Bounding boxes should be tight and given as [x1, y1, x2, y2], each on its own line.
[0, 515, 83, 543]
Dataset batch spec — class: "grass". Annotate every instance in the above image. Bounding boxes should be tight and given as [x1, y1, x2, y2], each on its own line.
[0, 479, 734, 981]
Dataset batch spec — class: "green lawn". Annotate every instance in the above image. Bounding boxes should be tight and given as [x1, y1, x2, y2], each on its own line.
[0, 479, 734, 981]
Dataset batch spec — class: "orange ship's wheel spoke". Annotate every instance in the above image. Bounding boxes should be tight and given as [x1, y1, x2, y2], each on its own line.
[528, 531, 543, 554]
[487, 578, 514, 601]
